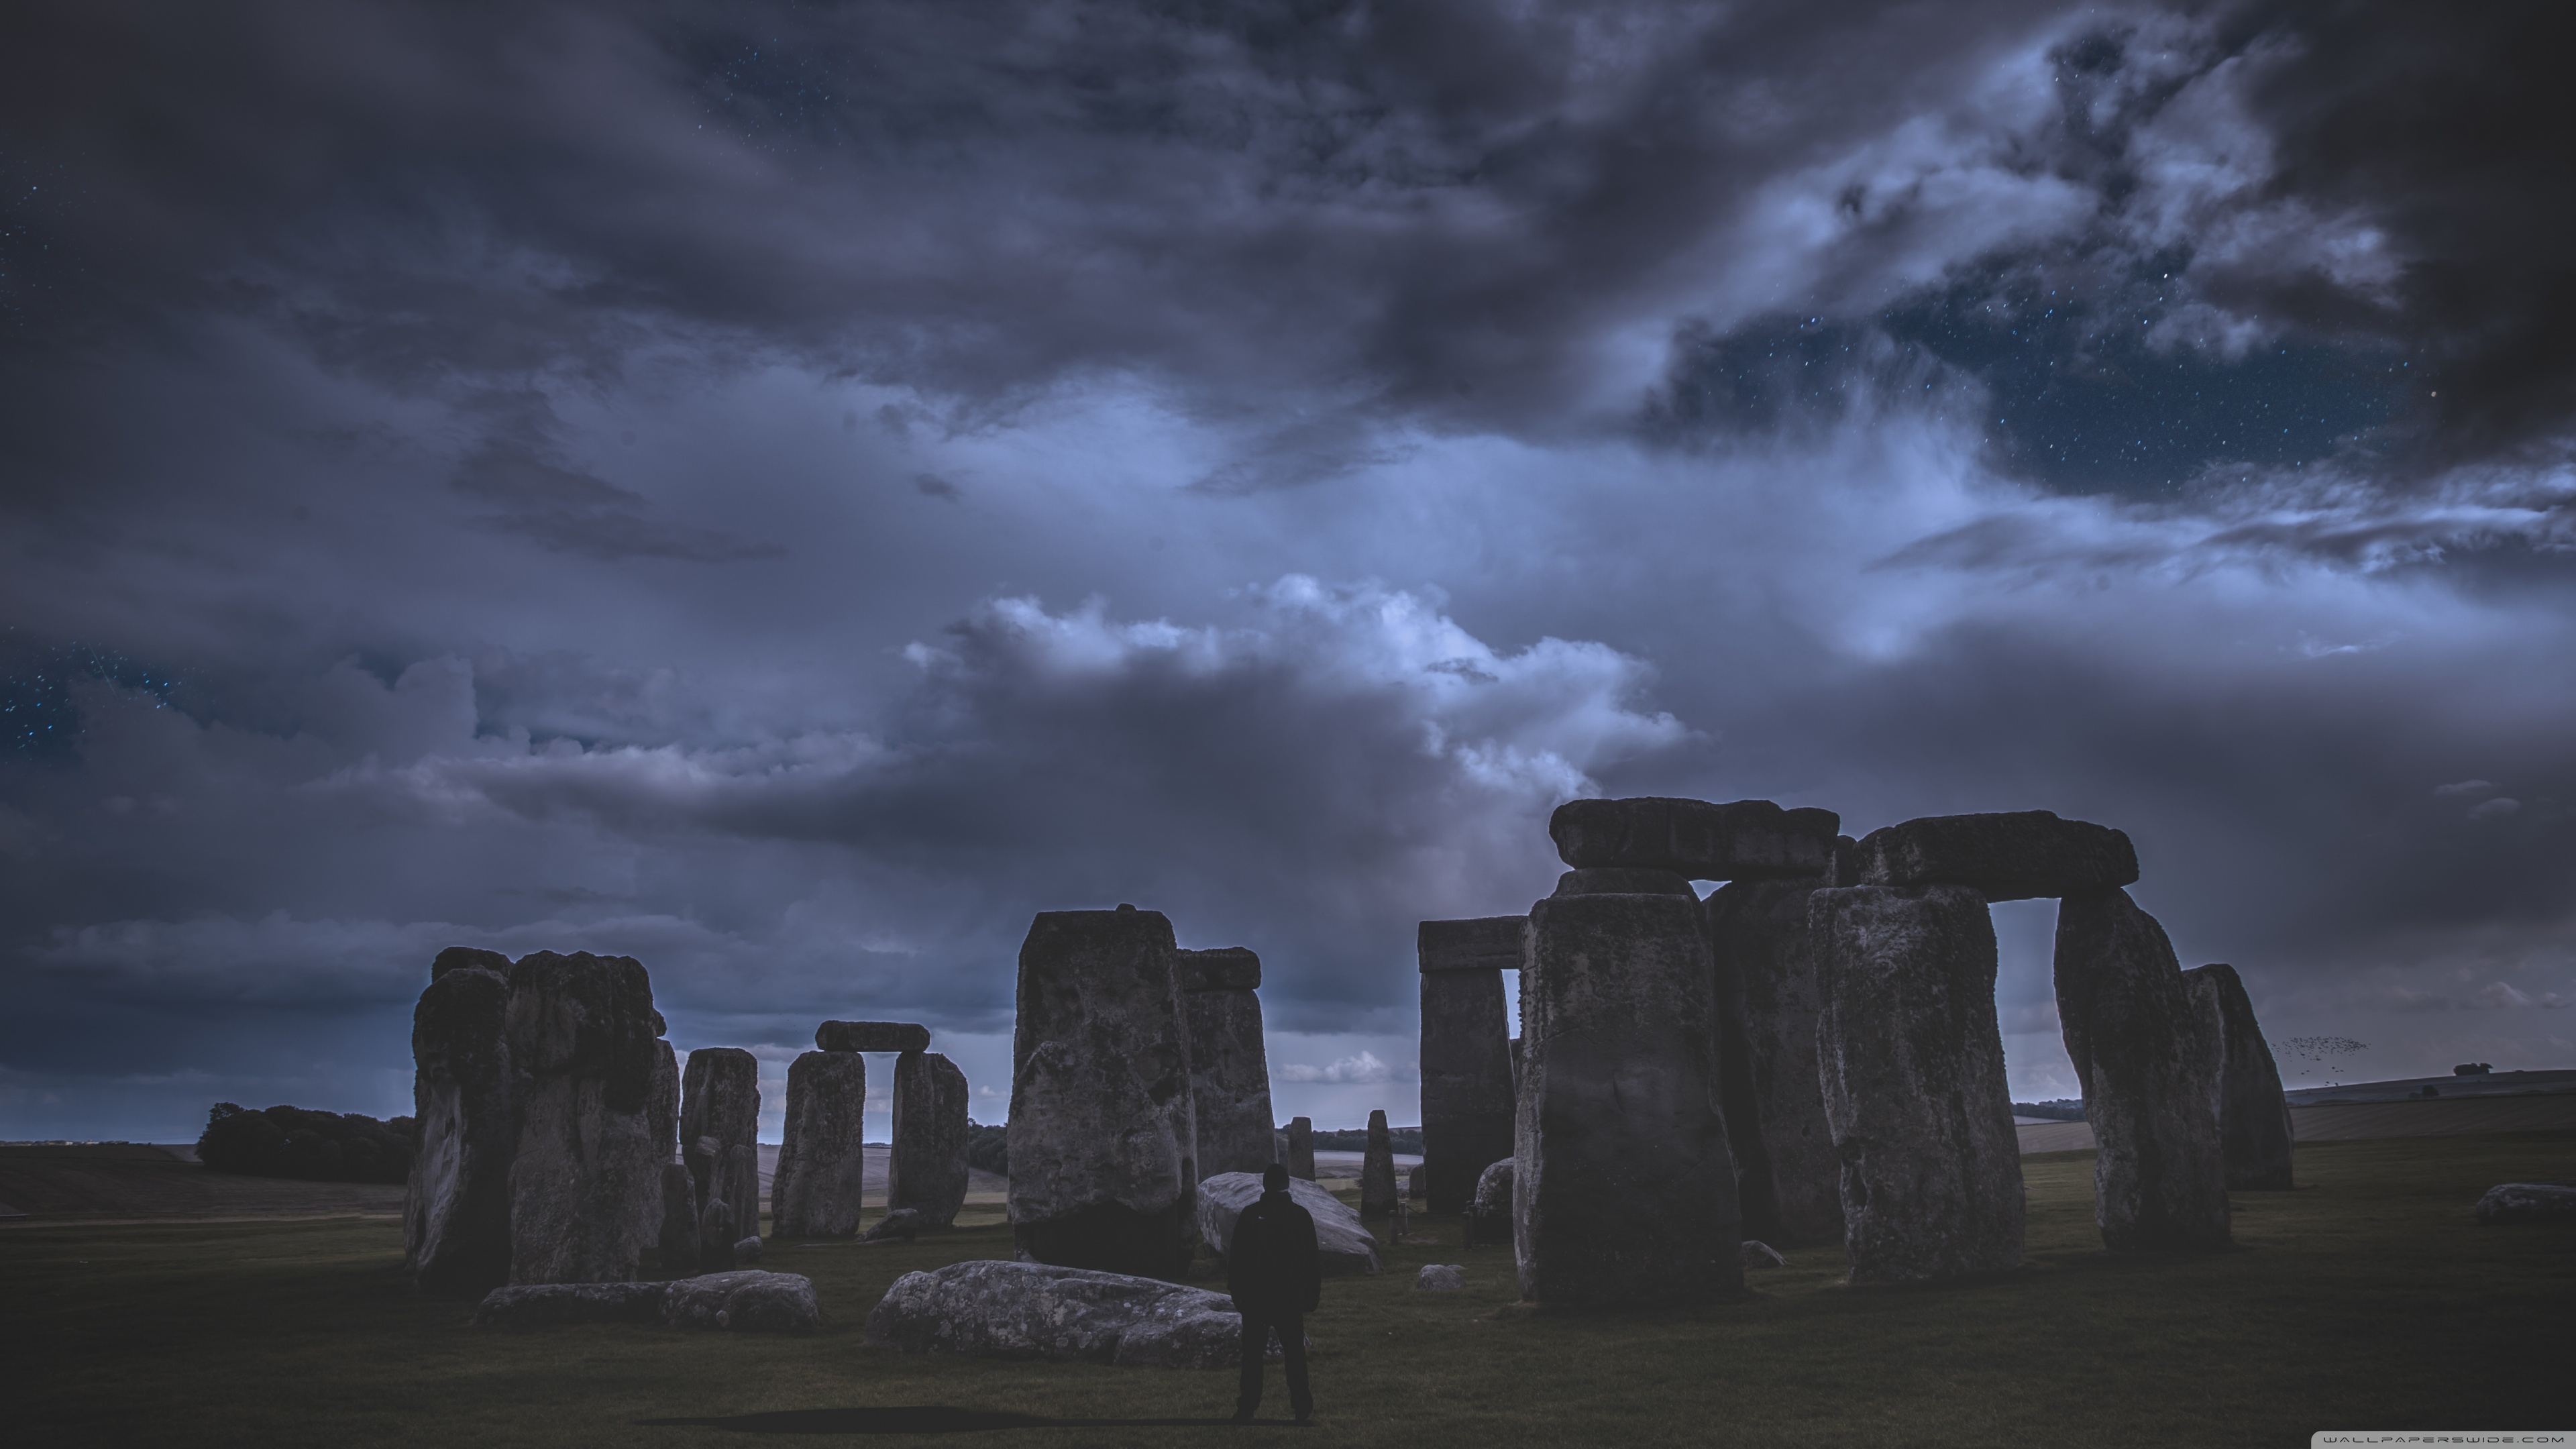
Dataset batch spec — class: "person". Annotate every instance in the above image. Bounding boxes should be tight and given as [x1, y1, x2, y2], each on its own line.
[1226, 1163, 1321, 1424]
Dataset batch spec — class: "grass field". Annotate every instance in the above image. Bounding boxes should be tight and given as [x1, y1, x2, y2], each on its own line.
[5, 1133, 2572, 1448]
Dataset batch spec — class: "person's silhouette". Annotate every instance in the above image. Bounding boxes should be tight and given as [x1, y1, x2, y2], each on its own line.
[1226, 1163, 1322, 1424]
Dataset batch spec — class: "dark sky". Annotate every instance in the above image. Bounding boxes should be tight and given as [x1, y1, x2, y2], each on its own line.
[5, 0, 2572, 1141]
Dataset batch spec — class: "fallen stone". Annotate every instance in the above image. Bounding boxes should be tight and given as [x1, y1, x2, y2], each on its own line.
[1176, 949, 1276, 1182]
[405, 955, 517, 1295]
[1551, 867, 1697, 896]
[863, 1207, 926, 1242]
[2056, 888, 2231, 1252]
[1548, 797, 1839, 879]
[657, 1163, 698, 1275]
[1360, 1109, 1399, 1220]
[474, 1281, 665, 1327]
[2180, 963, 2296, 1191]
[1705, 878, 1844, 1249]
[1738, 1240, 1787, 1269]
[2475, 1183, 2576, 1224]
[816, 1020, 932, 1054]
[1854, 811, 2138, 902]
[1519, 889, 1741, 1305]
[1415, 916, 1525, 973]
[680, 1047, 761, 1243]
[733, 1236, 762, 1264]
[1195, 1171, 1379, 1276]
[1812, 885, 2025, 1284]
[772, 1050, 867, 1238]
[659, 1271, 822, 1333]
[1287, 1117, 1316, 1181]
[1006, 907, 1197, 1279]
[503, 951, 666, 1285]
[863, 1260, 1280, 1369]
[890, 1051, 971, 1228]
[1414, 1265, 1466, 1291]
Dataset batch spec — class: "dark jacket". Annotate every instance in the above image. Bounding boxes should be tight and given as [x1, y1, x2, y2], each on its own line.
[1226, 1189, 1322, 1314]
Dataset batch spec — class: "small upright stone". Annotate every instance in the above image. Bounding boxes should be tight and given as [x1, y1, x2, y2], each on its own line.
[681, 1046, 762, 1242]
[1548, 796, 1839, 879]
[772, 1050, 867, 1238]
[2180, 963, 2296, 1191]
[2056, 888, 2231, 1252]
[889, 1051, 971, 1228]
[504, 951, 667, 1285]
[1006, 906, 1197, 1279]
[1812, 885, 2025, 1284]
[1175, 947, 1276, 1181]
[698, 1191, 736, 1271]
[1854, 811, 2138, 902]
[406, 952, 517, 1295]
[659, 1163, 700, 1275]
[1360, 1110, 1399, 1220]
[816, 1020, 933, 1054]
[1287, 1117, 1316, 1181]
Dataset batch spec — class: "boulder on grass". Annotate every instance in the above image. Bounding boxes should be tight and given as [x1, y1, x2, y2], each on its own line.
[2476, 1183, 2576, 1224]
[733, 1236, 763, 1265]
[660, 1270, 822, 1333]
[1414, 1264, 1466, 1291]
[863, 1260, 1288, 1369]
[1193, 1171, 1379, 1275]
[474, 1281, 665, 1327]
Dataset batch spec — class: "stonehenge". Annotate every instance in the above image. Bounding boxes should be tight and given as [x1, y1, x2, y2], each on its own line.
[1548, 796, 1839, 880]
[1006, 905, 1199, 1279]
[503, 951, 670, 1285]
[1416, 916, 1520, 1215]
[681, 1047, 762, 1244]
[1854, 810, 2137, 902]
[2180, 963, 2297, 1191]
[2056, 888, 2231, 1250]
[771, 1049, 868, 1238]
[1812, 883, 2026, 1283]
[1175, 947, 1277, 1181]
[890, 1050, 971, 1227]
[405, 949, 519, 1295]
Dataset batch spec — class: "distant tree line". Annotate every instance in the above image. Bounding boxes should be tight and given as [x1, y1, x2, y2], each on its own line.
[1303, 1124, 1424, 1155]
[197, 1103, 415, 1183]
[2011, 1100, 2088, 1122]
[965, 1120, 1008, 1176]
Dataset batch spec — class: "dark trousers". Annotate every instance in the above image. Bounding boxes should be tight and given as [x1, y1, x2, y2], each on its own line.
[1234, 1307, 1310, 1418]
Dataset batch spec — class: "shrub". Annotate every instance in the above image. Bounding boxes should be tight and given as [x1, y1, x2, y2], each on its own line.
[964, 1120, 1008, 1176]
[197, 1103, 415, 1184]
[2011, 1099, 2088, 1122]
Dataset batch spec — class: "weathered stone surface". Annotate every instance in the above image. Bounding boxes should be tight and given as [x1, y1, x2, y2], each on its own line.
[1472, 1158, 1514, 1216]
[865, 1260, 1275, 1369]
[1739, 1240, 1787, 1269]
[658, 1163, 699, 1275]
[680, 1047, 761, 1243]
[1360, 1110, 1399, 1220]
[1549, 797, 1839, 880]
[474, 1281, 665, 1327]
[1006, 906, 1197, 1279]
[1195, 1171, 1380, 1276]
[1854, 811, 2138, 902]
[1552, 867, 1697, 896]
[431, 946, 514, 982]
[722, 1143, 760, 1241]
[1517, 890, 1741, 1305]
[659, 1271, 821, 1332]
[1176, 949, 1275, 1182]
[1829, 836, 1859, 888]
[1286, 1118, 1316, 1181]
[1705, 878, 1844, 1249]
[1417, 927, 1513, 1216]
[772, 1051, 867, 1238]
[698, 1191, 737, 1272]
[1812, 885, 2025, 1283]
[2180, 963, 2296, 1191]
[2056, 888, 2231, 1252]
[503, 951, 665, 1285]
[1415, 916, 1525, 973]
[733, 1236, 763, 1264]
[406, 957, 517, 1295]
[639, 1037, 678, 1260]
[863, 1207, 926, 1242]
[816, 1020, 932, 1054]
[2475, 1183, 2576, 1224]
[890, 1051, 971, 1226]
[1414, 1265, 1466, 1291]
[1407, 1164, 1424, 1200]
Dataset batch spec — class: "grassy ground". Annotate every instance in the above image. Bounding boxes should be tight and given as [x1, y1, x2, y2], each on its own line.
[4, 1133, 2571, 1448]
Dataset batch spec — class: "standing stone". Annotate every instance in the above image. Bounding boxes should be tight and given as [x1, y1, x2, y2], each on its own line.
[772, 1051, 868, 1237]
[722, 1142, 761, 1241]
[504, 951, 666, 1285]
[1286, 1118, 1316, 1181]
[1812, 885, 2025, 1283]
[638, 1036, 678, 1262]
[1517, 876, 1740, 1305]
[697, 1189, 735, 1272]
[1175, 947, 1276, 1181]
[890, 1051, 971, 1228]
[1006, 906, 1197, 1279]
[1704, 877, 1844, 1248]
[658, 1163, 700, 1275]
[1854, 811, 2138, 902]
[681, 1047, 762, 1244]
[1417, 917, 1520, 1216]
[1360, 1110, 1399, 1220]
[2056, 889, 2231, 1251]
[2180, 963, 2296, 1191]
[1548, 796, 1841, 879]
[1407, 1164, 1425, 1201]
[406, 950, 518, 1295]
